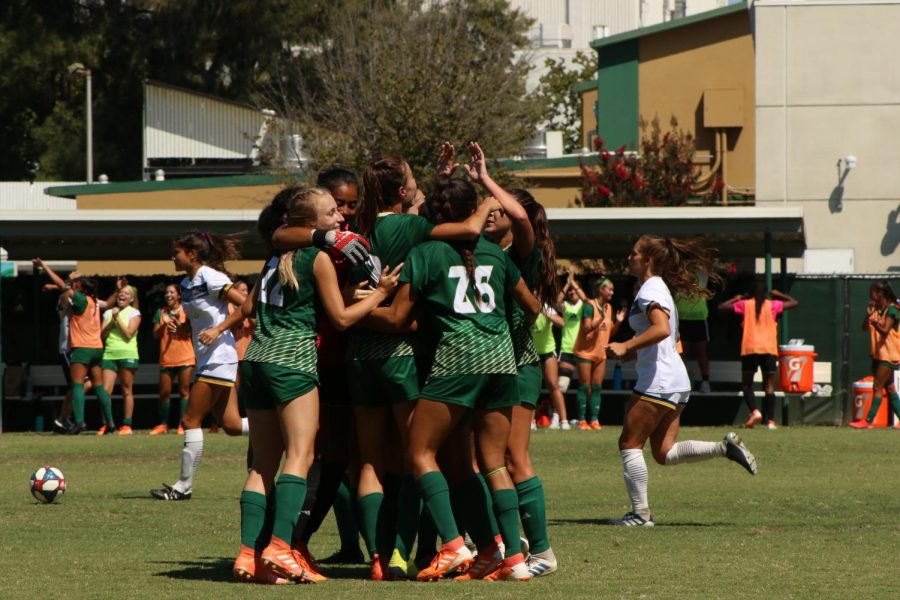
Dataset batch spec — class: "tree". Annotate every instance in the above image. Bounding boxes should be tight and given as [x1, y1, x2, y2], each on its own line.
[579, 116, 705, 207]
[535, 50, 597, 154]
[265, 0, 544, 182]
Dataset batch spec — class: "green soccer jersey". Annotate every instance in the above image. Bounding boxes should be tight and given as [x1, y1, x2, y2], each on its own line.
[351, 213, 434, 361]
[531, 309, 557, 356]
[401, 237, 520, 379]
[505, 245, 541, 368]
[243, 248, 320, 372]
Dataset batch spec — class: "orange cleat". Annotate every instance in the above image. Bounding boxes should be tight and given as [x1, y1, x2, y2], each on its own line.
[416, 537, 473, 581]
[849, 419, 873, 429]
[484, 553, 532, 581]
[261, 536, 325, 583]
[294, 543, 326, 582]
[117, 425, 133, 436]
[744, 409, 763, 429]
[589, 421, 602, 431]
[370, 553, 386, 581]
[176, 425, 185, 435]
[454, 542, 502, 580]
[96, 424, 107, 436]
[577, 420, 590, 430]
[233, 544, 290, 585]
[149, 424, 169, 436]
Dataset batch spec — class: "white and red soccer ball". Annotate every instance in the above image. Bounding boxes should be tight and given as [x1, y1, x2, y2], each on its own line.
[30, 466, 66, 503]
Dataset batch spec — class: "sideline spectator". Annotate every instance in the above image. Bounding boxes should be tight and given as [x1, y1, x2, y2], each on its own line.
[850, 280, 900, 429]
[100, 280, 141, 435]
[675, 271, 712, 393]
[531, 304, 568, 429]
[719, 281, 799, 429]
[150, 284, 195, 435]
[557, 268, 586, 423]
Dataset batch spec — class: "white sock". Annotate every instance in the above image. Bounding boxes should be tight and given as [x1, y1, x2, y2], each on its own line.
[241, 417, 250, 435]
[664, 440, 725, 465]
[551, 413, 560, 425]
[558, 375, 571, 394]
[174, 428, 203, 494]
[621, 449, 650, 519]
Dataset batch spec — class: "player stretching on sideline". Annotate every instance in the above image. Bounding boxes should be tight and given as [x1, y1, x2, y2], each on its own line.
[151, 231, 249, 501]
[605, 236, 757, 526]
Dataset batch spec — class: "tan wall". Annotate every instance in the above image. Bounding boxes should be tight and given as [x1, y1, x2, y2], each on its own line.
[638, 11, 755, 190]
[76, 184, 283, 210]
[580, 89, 598, 150]
[516, 168, 584, 208]
[76, 259, 263, 277]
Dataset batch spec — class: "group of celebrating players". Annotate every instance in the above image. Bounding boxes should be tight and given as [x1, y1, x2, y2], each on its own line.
[108, 141, 759, 585]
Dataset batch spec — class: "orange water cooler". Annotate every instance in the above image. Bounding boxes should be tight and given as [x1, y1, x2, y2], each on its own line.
[778, 343, 816, 393]
[852, 377, 889, 428]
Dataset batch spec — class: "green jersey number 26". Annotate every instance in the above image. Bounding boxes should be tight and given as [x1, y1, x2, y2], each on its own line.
[449, 265, 495, 314]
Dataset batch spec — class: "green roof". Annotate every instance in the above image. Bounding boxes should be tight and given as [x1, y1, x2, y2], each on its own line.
[46, 174, 289, 198]
[590, 2, 748, 50]
[501, 155, 593, 171]
[572, 78, 598, 94]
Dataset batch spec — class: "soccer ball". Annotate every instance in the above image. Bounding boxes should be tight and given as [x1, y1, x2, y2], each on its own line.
[30, 466, 66, 503]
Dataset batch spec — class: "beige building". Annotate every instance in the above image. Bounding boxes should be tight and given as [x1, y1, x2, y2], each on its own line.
[754, 0, 900, 273]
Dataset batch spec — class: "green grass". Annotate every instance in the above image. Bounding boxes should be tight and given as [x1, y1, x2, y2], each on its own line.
[2, 426, 898, 599]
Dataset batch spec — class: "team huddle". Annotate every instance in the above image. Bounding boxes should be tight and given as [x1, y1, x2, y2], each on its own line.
[53, 142, 759, 585]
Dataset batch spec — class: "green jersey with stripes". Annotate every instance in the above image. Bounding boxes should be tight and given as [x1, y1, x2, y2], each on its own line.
[351, 213, 434, 361]
[243, 249, 319, 373]
[401, 237, 520, 379]
[505, 245, 541, 368]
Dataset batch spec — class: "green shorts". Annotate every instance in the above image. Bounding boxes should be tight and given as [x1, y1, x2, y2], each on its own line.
[240, 360, 318, 410]
[873, 359, 900, 372]
[160, 364, 193, 376]
[349, 356, 419, 407]
[421, 373, 518, 411]
[574, 355, 595, 365]
[516, 363, 543, 408]
[101, 358, 140, 371]
[69, 347, 103, 367]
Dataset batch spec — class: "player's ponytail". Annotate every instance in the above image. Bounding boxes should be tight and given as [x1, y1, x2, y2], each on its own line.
[636, 235, 721, 300]
[430, 174, 479, 289]
[174, 230, 242, 275]
[510, 189, 559, 306]
[359, 155, 408, 237]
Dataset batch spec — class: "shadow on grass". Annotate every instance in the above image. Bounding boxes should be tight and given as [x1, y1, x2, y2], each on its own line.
[550, 518, 722, 527]
[153, 557, 233, 582]
[153, 557, 370, 582]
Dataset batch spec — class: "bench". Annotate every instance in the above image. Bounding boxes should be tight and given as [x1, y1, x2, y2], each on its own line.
[551, 359, 835, 426]
[4, 363, 167, 404]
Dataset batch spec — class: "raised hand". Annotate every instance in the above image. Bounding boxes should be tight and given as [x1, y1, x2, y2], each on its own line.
[463, 141, 489, 184]
[437, 141, 459, 176]
[377, 263, 404, 296]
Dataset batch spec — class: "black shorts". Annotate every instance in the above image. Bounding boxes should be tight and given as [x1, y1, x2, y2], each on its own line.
[679, 319, 709, 343]
[538, 352, 555, 364]
[742, 354, 777, 375]
[318, 365, 351, 406]
[59, 352, 72, 386]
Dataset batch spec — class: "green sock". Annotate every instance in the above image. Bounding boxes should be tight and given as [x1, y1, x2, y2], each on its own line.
[890, 393, 900, 420]
[576, 384, 588, 421]
[516, 476, 550, 554]
[457, 475, 497, 549]
[159, 399, 171, 426]
[179, 396, 189, 421]
[334, 482, 361, 554]
[123, 418, 133, 427]
[417, 471, 459, 544]
[272, 474, 307, 542]
[491, 488, 522, 557]
[358, 492, 384, 559]
[393, 475, 421, 560]
[72, 383, 85, 423]
[589, 384, 602, 422]
[867, 390, 886, 422]
[96, 386, 114, 425]
[477, 473, 500, 536]
[376, 475, 400, 558]
[416, 507, 439, 561]
[240, 490, 267, 550]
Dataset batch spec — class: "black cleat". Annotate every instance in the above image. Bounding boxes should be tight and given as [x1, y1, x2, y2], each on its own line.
[66, 421, 87, 435]
[150, 483, 192, 501]
[318, 547, 366, 565]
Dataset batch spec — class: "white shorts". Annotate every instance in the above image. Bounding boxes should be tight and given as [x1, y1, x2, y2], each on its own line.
[195, 362, 238, 387]
[633, 389, 690, 410]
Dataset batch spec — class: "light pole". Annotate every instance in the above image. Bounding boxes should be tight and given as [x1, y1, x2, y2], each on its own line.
[68, 62, 93, 183]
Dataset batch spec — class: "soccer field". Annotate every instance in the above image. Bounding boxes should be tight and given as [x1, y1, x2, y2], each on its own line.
[2, 426, 898, 599]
